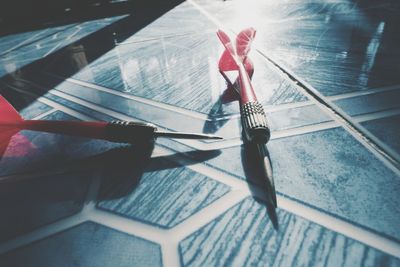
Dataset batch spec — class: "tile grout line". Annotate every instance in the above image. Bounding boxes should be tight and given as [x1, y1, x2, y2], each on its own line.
[88, 209, 166, 243]
[81, 169, 103, 214]
[327, 84, 400, 101]
[353, 109, 400, 162]
[354, 108, 400, 123]
[30, 108, 56, 120]
[165, 190, 249, 242]
[159, 240, 182, 267]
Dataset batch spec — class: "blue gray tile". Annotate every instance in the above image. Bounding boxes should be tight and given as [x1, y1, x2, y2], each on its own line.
[0, 222, 162, 267]
[361, 115, 400, 155]
[180, 197, 400, 267]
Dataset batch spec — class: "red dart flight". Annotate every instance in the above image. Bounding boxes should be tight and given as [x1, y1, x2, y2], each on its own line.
[217, 28, 270, 144]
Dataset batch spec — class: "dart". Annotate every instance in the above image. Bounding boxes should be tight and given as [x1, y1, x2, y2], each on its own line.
[0, 95, 222, 157]
[217, 28, 270, 144]
[217, 28, 277, 209]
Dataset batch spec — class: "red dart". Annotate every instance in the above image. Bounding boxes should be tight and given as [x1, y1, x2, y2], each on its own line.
[217, 29, 276, 208]
[0, 95, 222, 158]
[217, 28, 270, 144]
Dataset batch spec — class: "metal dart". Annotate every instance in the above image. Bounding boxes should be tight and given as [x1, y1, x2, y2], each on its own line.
[0, 95, 222, 157]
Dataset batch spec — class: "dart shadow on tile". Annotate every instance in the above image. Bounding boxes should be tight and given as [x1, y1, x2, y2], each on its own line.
[0, 142, 221, 241]
[97, 143, 220, 200]
[203, 99, 230, 134]
[241, 141, 279, 230]
[1, 141, 222, 199]
[203, 77, 241, 134]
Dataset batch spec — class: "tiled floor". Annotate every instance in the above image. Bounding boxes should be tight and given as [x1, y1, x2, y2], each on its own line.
[0, 1, 399, 266]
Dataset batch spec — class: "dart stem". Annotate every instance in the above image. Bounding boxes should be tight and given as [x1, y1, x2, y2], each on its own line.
[238, 63, 257, 104]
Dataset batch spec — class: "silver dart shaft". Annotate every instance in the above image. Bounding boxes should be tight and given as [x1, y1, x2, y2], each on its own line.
[155, 131, 223, 140]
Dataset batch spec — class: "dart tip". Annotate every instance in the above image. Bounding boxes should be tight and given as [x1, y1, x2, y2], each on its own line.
[204, 135, 224, 140]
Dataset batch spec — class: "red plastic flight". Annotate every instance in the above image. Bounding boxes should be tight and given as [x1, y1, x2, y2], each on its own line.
[0, 95, 221, 158]
[217, 28, 270, 144]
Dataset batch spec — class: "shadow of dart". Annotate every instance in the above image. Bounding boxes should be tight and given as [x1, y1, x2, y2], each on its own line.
[98, 143, 222, 200]
[0, 141, 222, 202]
[0, 141, 221, 241]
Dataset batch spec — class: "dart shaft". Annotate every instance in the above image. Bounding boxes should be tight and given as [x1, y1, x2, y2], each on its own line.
[238, 63, 257, 103]
[154, 131, 222, 140]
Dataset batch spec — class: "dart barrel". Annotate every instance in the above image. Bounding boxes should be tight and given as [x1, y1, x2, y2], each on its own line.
[240, 101, 270, 144]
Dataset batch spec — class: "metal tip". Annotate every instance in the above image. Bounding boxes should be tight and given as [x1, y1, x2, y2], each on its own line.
[155, 131, 223, 140]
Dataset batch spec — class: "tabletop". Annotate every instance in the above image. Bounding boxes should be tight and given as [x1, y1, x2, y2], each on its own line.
[0, 0, 399, 266]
